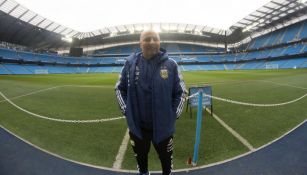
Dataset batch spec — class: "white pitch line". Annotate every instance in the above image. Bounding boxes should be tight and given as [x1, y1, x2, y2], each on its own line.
[112, 128, 130, 169]
[0, 90, 125, 123]
[205, 108, 255, 151]
[64, 85, 113, 88]
[257, 80, 307, 90]
[0, 85, 67, 103]
[0, 84, 112, 104]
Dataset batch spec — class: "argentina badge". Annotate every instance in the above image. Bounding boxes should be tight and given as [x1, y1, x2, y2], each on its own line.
[160, 68, 168, 79]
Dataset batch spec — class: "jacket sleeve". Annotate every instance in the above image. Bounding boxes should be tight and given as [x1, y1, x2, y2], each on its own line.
[172, 63, 187, 119]
[115, 61, 128, 115]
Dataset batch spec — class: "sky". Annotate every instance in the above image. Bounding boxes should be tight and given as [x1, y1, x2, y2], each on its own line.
[15, 0, 271, 32]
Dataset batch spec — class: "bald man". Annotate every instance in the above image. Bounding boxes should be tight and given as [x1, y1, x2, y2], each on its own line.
[115, 30, 186, 175]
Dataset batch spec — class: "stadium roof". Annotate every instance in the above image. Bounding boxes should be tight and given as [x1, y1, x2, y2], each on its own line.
[0, 0, 78, 37]
[230, 0, 307, 32]
[11, 0, 271, 32]
[0, 0, 306, 50]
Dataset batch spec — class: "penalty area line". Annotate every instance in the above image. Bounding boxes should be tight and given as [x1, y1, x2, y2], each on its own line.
[205, 108, 255, 151]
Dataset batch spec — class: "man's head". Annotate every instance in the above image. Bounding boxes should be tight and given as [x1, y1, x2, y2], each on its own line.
[140, 30, 160, 59]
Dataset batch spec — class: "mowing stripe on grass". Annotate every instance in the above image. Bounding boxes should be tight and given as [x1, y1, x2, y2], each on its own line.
[205, 108, 254, 151]
[113, 128, 130, 169]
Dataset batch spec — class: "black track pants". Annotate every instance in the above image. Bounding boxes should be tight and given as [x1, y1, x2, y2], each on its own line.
[129, 130, 173, 175]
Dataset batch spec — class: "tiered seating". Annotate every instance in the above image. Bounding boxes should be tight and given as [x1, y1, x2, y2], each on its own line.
[93, 67, 114, 73]
[0, 19, 306, 75]
[76, 67, 89, 73]
[299, 60, 307, 68]
[247, 20, 307, 50]
[198, 64, 221, 71]
[197, 56, 210, 62]
[1, 56, 306, 75]
[17, 52, 38, 61]
[94, 43, 223, 55]
[95, 44, 140, 54]
[281, 23, 302, 43]
[177, 44, 223, 52]
[279, 58, 307, 69]
[282, 44, 300, 56]
[0, 64, 11, 74]
[0, 48, 18, 60]
[100, 57, 117, 64]
[180, 57, 198, 63]
[239, 62, 263, 69]
[182, 65, 201, 71]
[163, 43, 180, 52]
[3, 64, 32, 74]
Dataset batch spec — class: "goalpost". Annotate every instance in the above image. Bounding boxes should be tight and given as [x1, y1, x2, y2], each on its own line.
[265, 64, 279, 69]
[34, 69, 49, 74]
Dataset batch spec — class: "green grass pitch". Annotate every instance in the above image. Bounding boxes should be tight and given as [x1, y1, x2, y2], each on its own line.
[0, 69, 306, 170]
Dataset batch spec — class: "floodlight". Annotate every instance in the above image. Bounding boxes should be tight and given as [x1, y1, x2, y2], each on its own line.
[129, 28, 135, 34]
[143, 25, 150, 31]
[61, 36, 72, 43]
[110, 32, 117, 37]
[153, 26, 161, 33]
[243, 22, 259, 32]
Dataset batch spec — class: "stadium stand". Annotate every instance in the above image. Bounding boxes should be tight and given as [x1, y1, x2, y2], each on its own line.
[247, 20, 307, 50]
[94, 43, 223, 55]
[0, 39, 306, 74]
[0, 1, 306, 75]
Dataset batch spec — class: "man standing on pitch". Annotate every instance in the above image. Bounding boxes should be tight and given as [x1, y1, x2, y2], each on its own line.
[115, 30, 186, 175]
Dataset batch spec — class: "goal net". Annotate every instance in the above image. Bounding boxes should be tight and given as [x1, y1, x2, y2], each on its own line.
[265, 64, 279, 69]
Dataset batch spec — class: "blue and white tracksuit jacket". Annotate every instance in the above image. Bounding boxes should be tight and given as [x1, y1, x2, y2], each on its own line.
[115, 50, 186, 144]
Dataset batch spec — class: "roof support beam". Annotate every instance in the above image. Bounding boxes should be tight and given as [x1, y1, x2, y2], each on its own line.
[255, 10, 271, 16]
[238, 21, 249, 25]
[115, 26, 120, 33]
[263, 5, 290, 15]
[249, 14, 267, 20]
[26, 14, 38, 23]
[43, 21, 54, 30]
[35, 18, 46, 27]
[192, 25, 197, 32]
[184, 24, 188, 32]
[51, 24, 61, 32]
[123, 25, 129, 32]
[270, 1, 284, 7]
[232, 0, 296, 33]
[17, 9, 29, 19]
[8, 4, 19, 15]
[98, 29, 103, 35]
[106, 27, 111, 33]
[243, 18, 258, 23]
[59, 28, 68, 35]
[263, 5, 278, 11]
[0, 0, 8, 7]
